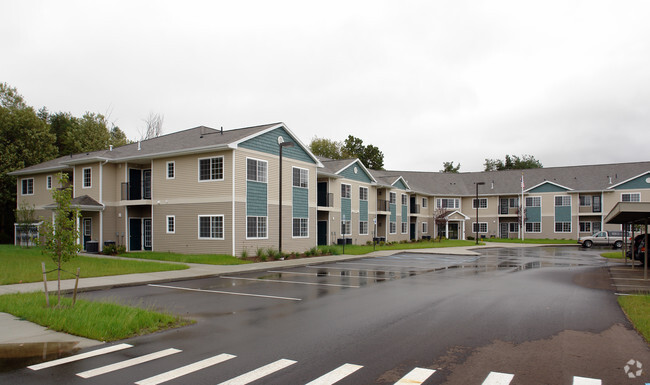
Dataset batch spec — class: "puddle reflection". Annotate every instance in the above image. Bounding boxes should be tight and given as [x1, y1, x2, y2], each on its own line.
[0, 342, 80, 372]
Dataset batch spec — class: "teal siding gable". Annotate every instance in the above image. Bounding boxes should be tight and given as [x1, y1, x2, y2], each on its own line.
[401, 205, 407, 223]
[393, 179, 408, 190]
[341, 197, 351, 221]
[528, 183, 569, 193]
[555, 206, 571, 222]
[360, 200, 368, 221]
[390, 203, 396, 222]
[292, 187, 309, 218]
[614, 173, 650, 190]
[526, 207, 541, 222]
[239, 127, 315, 164]
[247, 181, 267, 216]
[339, 162, 373, 183]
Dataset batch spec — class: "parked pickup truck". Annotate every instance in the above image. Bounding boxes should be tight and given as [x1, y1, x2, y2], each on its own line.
[578, 231, 625, 248]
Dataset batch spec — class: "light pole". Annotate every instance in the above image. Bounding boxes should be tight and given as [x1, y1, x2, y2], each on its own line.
[475, 182, 485, 245]
[278, 138, 294, 256]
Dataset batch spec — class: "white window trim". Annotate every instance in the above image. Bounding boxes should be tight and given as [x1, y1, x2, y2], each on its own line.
[21, 178, 34, 196]
[46, 175, 52, 190]
[389, 192, 396, 205]
[621, 192, 641, 202]
[472, 198, 488, 209]
[389, 221, 397, 234]
[579, 221, 592, 233]
[166, 215, 175, 234]
[359, 220, 369, 235]
[341, 183, 351, 199]
[525, 196, 541, 207]
[198, 156, 224, 182]
[579, 195, 591, 206]
[422, 198, 428, 208]
[422, 222, 428, 234]
[166, 161, 175, 180]
[401, 193, 407, 206]
[246, 216, 268, 239]
[436, 198, 460, 209]
[292, 166, 308, 188]
[554, 221, 572, 233]
[247, 157, 268, 184]
[82, 167, 92, 189]
[472, 222, 488, 233]
[292, 217, 309, 238]
[359, 186, 368, 201]
[340, 219, 351, 236]
[525, 222, 542, 233]
[554, 195, 571, 207]
[401, 222, 408, 234]
[197, 215, 225, 240]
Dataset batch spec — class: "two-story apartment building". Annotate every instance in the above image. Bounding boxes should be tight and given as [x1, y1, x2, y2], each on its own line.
[11, 122, 650, 254]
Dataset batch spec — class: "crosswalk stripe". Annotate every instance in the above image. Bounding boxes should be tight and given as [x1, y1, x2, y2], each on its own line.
[76, 348, 181, 379]
[135, 353, 237, 385]
[573, 376, 602, 385]
[394, 367, 436, 384]
[304, 363, 364, 385]
[481, 371, 514, 385]
[217, 358, 297, 385]
[27, 343, 133, 371]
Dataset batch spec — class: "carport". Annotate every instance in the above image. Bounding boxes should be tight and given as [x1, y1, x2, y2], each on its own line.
[604, 202, 650, 280]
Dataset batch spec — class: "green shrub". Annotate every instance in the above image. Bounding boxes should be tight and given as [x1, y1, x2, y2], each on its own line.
[240, 248, 248, 259]
[102, 244, 117, 255]
[256, 247, 266, 259]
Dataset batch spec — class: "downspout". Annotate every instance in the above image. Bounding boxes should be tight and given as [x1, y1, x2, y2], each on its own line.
[232, 151, 236, 257]
[150, 161, 154, 251]
[99, 160, 107, 248]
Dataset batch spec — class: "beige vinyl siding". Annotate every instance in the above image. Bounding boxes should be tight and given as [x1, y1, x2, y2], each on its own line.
[101, 163, 119, 204]
[74, 163, 100, 201]
[17, 172, 54, 210]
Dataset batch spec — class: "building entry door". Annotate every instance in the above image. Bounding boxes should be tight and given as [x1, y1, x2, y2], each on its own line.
[500, 222, 509, 239]
[448, 223, 459, 239]
[129, 218, 141, 251]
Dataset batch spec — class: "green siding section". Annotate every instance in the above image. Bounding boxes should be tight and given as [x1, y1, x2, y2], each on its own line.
[292, 187, 309, 218]
[341, 198, 351, 221]
[360, 200, 368, 221]
[390, 203, 396, 222]
[402, 205, 407, 223]
[526, 207, 541, 223]
[528, 183, 569, 193]
[246, 181, 267, 216]
[393, 179, 408, 190]
[239, 127, 315, 164]
[339, 161, 373, 183]
[555, 206, 571, 222]
[614, 173, 650, 190]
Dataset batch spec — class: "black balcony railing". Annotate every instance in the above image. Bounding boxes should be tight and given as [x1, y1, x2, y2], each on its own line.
[410, 204, 420, 214]
[318, 192, 334, 207]
[121, 182, 151, 200]
[498, 205, 509, 215]
[377, 199, 388, 211]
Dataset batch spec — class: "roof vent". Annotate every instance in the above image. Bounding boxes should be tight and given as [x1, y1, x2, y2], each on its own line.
[608, 176, 612, 184]
[221, 126, 223, 135]
[138, 141, 141, 151]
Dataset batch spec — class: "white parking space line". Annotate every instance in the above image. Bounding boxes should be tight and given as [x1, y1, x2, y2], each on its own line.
[76, 348, 181, 378]
[147, 284, 302, 301]
[135, 353, 237, 385]
[221, 276, 360, 288]
[28, 343, 133, 371]
[572, 376, 602, 385]
[393, 367, 436, 384]
[337, 261, 430, 269]
[306, 266, 402, 274]
[304, 363, 363, 385]
[217, 358, 297, 385]
[267, 270, 374, 279]
[481, 371, 514, 385]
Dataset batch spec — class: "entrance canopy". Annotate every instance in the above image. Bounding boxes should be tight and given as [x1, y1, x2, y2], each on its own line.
[605, 202, 650, 224]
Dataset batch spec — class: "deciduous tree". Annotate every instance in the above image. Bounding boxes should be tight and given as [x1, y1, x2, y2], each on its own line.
[441, 161, 461, 173]
[484, 155, 543, 171]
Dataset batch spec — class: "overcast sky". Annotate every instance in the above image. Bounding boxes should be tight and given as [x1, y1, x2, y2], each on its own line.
[3, 0, 649, 172]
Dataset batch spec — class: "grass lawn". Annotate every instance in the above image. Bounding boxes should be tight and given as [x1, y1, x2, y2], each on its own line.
[0, 292, 191, 341]
[118, 251, 252, 265]
[0, 245, 188, 285]
[319, 239, 479, 255]
[618, 295, 650, 343]
[601, 251, 626, 259]
[483, 238, 577, 244]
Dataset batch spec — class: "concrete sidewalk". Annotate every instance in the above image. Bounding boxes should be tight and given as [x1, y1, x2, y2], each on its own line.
[0, 242, 551, 352]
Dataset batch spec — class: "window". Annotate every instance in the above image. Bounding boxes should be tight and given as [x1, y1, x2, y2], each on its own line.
[401, 222, 408, 233]
[198, 215, 224, 239]
[247, 159, 268, 183]
[472, 198, 488, 209]
[247, 216, 267, 238]
[166, 216, 175, 234]
[360, 221, 368, 235]
[341, 184, 351, 199]
[292, 167, 308, 188]
[422, 222, 428, 233]
[436, 198, 459, 209]
[422, 198, 428, 208]
[621, 193, 641, 202]
[473, 222, 488, 233]
[526, 197, 541, 207]
[143, 219, 152, 248]
[46, 175, 52, 190]
[509, 222, 519, 233]
[389, 221, 396, 234]
[199, 157, 224, 181]
[167, 161, 175, 179]
[509, 198, 519, 208]
[555, 196, 571, 206]
[555, 222, 571, 232]
[293, 218, 308, 237]
[401, 194, 407, 205]
[83, 167, 91, 188]
[592, 221, 601, 232]
[579, 195, 591, 206]
[526, 222, 541, 233]
[579, 221, 591, 233]
[341, 220, 351, 236]
[359, 187, 368, 201]
[21, 178, 34, 195]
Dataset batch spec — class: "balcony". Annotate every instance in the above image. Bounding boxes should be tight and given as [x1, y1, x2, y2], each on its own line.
[377, 199, 388, 212]
[410, 204, 420, 214]
[121, 182, 151, 201]
[318, 192, 334, 208]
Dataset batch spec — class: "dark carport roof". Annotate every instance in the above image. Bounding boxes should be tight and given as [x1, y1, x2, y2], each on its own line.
[604, 202, 650, 224]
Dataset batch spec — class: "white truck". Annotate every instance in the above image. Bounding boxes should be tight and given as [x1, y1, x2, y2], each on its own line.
[578, 230, 625, 248]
